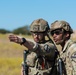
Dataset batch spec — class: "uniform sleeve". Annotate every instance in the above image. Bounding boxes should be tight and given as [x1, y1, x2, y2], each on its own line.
[30, 42, 56, 60]
[26, 39, 39, 51]
[43, 42, 56, 58]
[71, 47, 76, 74]
[33, 42, 56, 60]
[68, 43, 76, 75]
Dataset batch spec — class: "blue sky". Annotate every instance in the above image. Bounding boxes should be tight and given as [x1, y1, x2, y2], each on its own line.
[0, 0, 76, 31]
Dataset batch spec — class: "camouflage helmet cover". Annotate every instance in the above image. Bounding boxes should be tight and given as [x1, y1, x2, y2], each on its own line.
[30, 18, 50, 32]
[50, 20, 73, 34]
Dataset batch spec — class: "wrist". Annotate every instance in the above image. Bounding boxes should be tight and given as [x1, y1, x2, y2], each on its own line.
[20, 38, 26, 45]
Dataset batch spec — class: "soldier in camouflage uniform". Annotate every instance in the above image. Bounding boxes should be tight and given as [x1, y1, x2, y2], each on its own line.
[50, 20, 76, 75]
[9, 18, 57, 75]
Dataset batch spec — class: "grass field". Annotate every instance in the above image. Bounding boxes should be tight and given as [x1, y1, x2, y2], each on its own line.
[0, 34, 32, 75]
[0, 33, 76, 75]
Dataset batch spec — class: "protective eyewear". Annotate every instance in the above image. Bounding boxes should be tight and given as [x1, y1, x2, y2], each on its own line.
[51, 29, 63, 36]
[32, 32, 43, 35]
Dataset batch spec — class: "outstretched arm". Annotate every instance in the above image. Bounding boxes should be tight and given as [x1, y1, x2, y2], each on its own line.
[9, 34, 35, 50]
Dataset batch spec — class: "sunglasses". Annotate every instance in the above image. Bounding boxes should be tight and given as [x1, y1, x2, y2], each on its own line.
[32, 32, 44, 35]
[51, 29, 63, 36]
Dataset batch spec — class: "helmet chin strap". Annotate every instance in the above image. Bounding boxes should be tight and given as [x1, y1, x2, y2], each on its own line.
[38, 37, 46, 44]
[37, 32, 55, 44]
[46, 33, 59, 52]
[37, 33, 48, 43]
[46, 33, 55, 44]
[56, 33, 66, 46]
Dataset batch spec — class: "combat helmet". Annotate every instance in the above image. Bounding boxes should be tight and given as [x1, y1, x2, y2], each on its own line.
[50, 20, 73, 34]
[30, 18, 50, 32]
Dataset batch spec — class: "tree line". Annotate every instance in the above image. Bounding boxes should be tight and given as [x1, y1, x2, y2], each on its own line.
[0, 25, 31, 35]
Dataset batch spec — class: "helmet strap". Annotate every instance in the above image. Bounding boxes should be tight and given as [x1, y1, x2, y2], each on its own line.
[46, 33, 55, 44]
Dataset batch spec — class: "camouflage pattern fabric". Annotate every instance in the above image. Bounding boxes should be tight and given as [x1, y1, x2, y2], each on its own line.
[25, 40, 57, 75]
[59, 39, 76, 75]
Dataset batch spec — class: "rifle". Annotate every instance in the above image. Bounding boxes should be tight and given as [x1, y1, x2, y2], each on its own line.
[23, 50, 29, 75]
[58, 58, 63, 75]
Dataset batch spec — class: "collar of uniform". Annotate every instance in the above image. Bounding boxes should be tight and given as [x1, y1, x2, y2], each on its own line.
[63, 39, 72, 52]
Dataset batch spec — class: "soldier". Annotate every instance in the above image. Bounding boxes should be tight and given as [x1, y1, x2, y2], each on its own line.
[50, 20, 76, 75]
[9, 18, 57, 75]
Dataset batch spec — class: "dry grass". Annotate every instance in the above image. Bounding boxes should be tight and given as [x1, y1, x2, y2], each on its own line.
[0, 34, 32, 75]
[0, 58, 22, 75]
[0, 33, 76, 75]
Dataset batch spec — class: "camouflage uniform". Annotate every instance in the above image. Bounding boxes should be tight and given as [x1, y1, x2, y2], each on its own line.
[59, 39, 76, 75]
[26, 41, 57, 75]
[22, 19, 57, 75]
[50, 20, 76, 75]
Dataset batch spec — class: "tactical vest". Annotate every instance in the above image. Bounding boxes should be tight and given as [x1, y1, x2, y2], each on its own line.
[25, 41, 57, 75]
[25, 50, 57, 75]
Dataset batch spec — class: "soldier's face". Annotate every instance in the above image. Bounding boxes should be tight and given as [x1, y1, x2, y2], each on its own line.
[51, 29, 65, 45]
[32, 32, 45, 43]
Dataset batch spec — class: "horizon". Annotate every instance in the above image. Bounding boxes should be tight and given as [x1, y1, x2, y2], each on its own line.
[0, 0, 76, 31]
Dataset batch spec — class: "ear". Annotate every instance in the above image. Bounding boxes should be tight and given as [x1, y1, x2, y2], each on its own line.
[65, 32, 70, 38]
